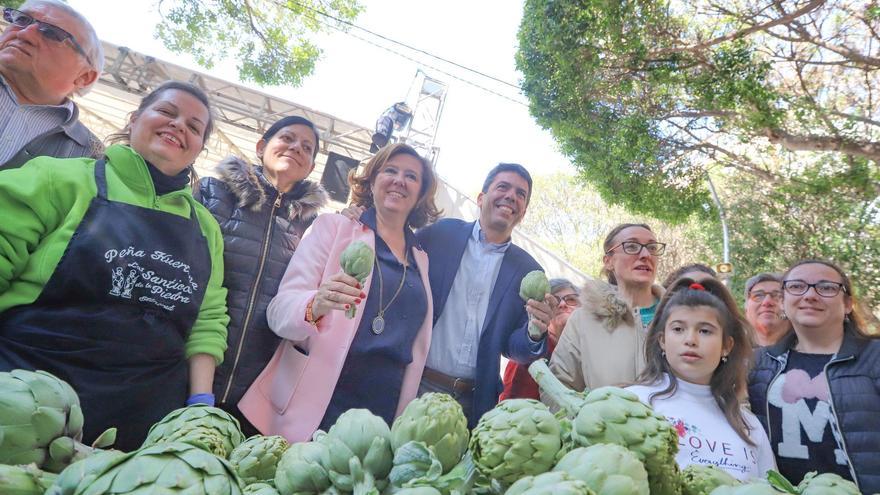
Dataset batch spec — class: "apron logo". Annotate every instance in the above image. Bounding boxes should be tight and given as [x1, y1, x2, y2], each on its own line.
[104, 247, 200, 312]
[109, 267, 138, 298]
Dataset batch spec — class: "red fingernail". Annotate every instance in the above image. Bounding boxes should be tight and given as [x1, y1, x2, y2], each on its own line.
[355, 283, 361, 289]
[360, 292, 366, 299]
[355, 298, 362, 304]
[345, 304, 350, 310]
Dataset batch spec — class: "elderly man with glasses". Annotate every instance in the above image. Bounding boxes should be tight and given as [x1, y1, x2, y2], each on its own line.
[1, 0, 105, 169]
[745, 272, 792, 347]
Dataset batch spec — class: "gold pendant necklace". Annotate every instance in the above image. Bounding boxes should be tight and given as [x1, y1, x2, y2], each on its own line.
[372, 250, 408, 335]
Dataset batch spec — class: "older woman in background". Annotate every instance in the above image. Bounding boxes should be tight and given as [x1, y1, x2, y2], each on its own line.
[500, 277, 581, 400]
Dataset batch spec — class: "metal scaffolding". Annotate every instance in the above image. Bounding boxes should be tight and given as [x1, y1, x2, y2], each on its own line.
[63, 35, 587, 285]
[76, 38, 377, 175]
[397, 70, 447, 166]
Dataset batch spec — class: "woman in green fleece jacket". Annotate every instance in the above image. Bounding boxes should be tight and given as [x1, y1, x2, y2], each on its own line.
[0, 81, 229, 451]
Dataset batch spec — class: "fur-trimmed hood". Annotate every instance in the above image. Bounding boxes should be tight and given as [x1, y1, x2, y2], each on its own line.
[579, 278, 664, 331]
[215, 155, 328, 221]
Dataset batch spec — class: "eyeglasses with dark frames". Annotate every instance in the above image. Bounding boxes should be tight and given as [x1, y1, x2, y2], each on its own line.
[3, 8, 92, 67]
[782, 280, 847, 298]
[605, 241, 667, 256]
[748, 290, 784, 303]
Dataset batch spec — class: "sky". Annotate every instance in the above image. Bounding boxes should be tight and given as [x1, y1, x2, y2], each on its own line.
[67, 0, 575, 197]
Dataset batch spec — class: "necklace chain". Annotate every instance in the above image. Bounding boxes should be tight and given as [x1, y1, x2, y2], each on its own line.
[375, 251, 408, 319]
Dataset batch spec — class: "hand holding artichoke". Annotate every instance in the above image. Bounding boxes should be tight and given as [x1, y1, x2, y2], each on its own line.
[519, 271, 550, 340]
[339, 241, 374, 319]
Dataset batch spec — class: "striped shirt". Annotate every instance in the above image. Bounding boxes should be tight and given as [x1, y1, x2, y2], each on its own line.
[0, 75, 74, 165]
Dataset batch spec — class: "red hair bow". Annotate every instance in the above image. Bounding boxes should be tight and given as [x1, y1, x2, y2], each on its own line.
[689, 282, 706, 291]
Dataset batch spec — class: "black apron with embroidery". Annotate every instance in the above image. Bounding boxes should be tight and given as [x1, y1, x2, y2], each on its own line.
[0, 160, 211, 451]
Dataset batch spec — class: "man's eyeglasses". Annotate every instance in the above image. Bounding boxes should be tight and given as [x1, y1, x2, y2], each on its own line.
[748, 290, 783, 303]
[3, 8, 92, 67]
[783, 280, 847, 298]
[605, 241, 666, 256]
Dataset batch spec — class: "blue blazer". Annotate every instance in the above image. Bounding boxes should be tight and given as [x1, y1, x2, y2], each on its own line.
[416, 218, 546, 425]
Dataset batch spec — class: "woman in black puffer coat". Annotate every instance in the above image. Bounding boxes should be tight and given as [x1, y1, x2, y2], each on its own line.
[199, 116, 328, 434]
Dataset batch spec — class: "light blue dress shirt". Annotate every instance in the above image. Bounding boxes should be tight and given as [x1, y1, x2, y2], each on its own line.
[425, 221, 510, 379]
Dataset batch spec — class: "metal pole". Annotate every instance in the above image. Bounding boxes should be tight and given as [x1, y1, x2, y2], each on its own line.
[706, 173, 731, 283]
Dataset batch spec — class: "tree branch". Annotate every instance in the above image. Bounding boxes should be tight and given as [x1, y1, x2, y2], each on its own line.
[778, 0, 880, 69]
[651, 0, 824, 57]
[828, 110, 880, 129]
[763, 128, 880, 161]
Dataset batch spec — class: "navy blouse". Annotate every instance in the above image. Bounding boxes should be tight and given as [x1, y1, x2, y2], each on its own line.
[319, 208, 427, 429]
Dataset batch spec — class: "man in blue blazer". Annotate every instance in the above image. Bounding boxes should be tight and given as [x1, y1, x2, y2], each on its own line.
[416, 163, 553, 426]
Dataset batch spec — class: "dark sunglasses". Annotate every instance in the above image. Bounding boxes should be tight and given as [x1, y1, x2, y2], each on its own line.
[3, 8, 92, 67]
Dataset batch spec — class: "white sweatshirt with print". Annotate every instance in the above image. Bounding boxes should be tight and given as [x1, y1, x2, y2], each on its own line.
[626, 374, 776, 481]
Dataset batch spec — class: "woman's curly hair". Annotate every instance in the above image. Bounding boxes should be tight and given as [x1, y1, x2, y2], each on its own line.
[348, 143, 442, 228]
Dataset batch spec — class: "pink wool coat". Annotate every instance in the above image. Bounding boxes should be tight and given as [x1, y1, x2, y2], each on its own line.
[238, 213, 433, 442]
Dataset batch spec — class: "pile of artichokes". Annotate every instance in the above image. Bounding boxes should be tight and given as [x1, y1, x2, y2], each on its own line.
[0, 366, 865, 495]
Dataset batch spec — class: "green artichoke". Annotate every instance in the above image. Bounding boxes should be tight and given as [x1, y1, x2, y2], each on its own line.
[339, 240, 375, 319]
[469, 398, 563, 487]
[142, 404, 245, 458]
[229, 435, 290, 486]
[389, 441, 444, 490]
[274, 441, 333, 495]
[680, 465, 739, 495]
[396, 451, 480, 495]
[315, 409, 393, 493]
[391, 393, 469, 473]
[519, 270, 550, 339]
[553, 444, 649, 495]
[519, 270, 550, 301]
[797, 472, 860, 495]
[45, 449, 129, 495]
[0, 463, 58, 495]
[73, 442, 243, 494]
[244, 482, 281, 495]
[506, 471, 596, 495]
[0, 369, 85, 471]
[529, 360, 681, 495]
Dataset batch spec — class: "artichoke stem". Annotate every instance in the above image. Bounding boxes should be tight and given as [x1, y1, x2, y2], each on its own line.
[527, 360, 586, 418]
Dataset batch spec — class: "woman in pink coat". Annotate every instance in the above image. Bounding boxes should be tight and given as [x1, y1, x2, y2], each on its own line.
[239, 143, 442, 441]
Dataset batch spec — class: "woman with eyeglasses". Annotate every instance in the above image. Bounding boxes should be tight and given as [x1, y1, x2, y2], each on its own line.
[549, 223, 666, 392]
[748, 259, 880, 493]
[500, 277, 581, 400]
